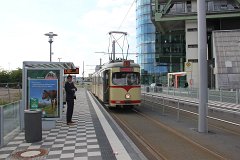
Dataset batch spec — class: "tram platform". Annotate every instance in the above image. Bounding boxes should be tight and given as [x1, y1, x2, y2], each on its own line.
[0, 88, 147, 160]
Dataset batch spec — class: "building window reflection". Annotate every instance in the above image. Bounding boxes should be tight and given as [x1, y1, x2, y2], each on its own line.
[136, 0, 167, 85]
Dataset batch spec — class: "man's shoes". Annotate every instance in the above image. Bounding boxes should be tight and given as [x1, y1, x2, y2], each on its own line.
[67, 121, 76, 125]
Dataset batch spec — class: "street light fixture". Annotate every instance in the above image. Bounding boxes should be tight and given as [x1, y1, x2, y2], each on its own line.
[44, 32, 58, 62]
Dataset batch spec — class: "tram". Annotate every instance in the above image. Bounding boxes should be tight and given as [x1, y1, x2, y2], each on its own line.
[92, 60, 141, 108]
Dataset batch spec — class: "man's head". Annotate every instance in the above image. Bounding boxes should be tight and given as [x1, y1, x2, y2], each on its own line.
[67, 75, 72, 82]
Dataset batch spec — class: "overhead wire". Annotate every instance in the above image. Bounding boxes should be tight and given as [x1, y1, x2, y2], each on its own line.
[106, 0, 136, 61]
[117, 0, 136, 30]
[117, 0, 136, 60]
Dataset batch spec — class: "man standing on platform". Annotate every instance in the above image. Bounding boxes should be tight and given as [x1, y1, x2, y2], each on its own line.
[65, 75, 77, 125]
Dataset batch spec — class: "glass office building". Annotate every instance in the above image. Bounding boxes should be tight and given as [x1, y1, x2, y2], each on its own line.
[136, 0, 184, 85]
[136, 0, 167, 85]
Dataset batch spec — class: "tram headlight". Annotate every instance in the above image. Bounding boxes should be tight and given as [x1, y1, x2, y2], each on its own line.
[125, 93, 131, 99]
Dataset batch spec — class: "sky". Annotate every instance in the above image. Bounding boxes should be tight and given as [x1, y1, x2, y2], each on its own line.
[0, 0, 137, 76]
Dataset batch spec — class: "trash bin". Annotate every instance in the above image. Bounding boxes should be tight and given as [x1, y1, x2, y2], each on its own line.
[24, 110, 42, 143]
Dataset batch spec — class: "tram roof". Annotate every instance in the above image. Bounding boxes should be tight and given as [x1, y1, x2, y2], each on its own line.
[92, 60, 140, 75]
[102, 60, 140, 68]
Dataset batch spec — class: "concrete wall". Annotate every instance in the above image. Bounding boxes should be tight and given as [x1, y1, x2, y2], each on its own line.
[212, 30, 240, 89]
[191, 0, 197, 12]
[185, 20, 199, 88]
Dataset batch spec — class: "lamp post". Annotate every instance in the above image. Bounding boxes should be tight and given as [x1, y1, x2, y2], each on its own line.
[44, 32, 58, 62]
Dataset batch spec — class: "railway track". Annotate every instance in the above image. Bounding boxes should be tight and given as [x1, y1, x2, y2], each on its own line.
[142, 93, 240, 135]
[107, 106, 229, 160]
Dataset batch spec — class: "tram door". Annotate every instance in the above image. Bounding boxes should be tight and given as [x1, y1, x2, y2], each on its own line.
[103, 70, 109, 103]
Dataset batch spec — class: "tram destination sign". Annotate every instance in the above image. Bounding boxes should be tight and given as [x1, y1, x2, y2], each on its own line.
[120, 67, 133, 72]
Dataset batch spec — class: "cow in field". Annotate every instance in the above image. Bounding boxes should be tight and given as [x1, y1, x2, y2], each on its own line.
[42, 90, 57, 110]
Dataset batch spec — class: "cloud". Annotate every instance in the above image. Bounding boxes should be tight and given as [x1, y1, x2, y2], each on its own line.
[73, 1, 137, 75]
[77, 1, 136, 52]
[0, 0, 137, 76]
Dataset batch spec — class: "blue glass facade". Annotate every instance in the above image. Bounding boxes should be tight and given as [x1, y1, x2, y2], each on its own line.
[136, 0, 167, 85]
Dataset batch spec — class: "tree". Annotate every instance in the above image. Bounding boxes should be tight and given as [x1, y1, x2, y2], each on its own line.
[9, 68, 22, 83]
[0, 68, 22, 83]
[0, 70, 10, 83]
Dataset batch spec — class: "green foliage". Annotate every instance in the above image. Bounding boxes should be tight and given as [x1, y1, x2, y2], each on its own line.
[0, 68, 22, 83]
[9, 68, 22, 83]
[0, 70, 10, 83]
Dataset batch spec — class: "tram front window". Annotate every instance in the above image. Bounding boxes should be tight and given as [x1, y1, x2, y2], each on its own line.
[112, 72, 140, 85]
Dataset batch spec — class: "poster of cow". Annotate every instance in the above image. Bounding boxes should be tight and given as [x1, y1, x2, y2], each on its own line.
[27, 69, 61, 119]
[29, 79, 58, 118]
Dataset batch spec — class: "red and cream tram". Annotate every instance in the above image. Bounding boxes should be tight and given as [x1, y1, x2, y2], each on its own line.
[92, 60, 141, 108]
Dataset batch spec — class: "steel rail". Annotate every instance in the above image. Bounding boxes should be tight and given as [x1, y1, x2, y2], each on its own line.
[132, 108, 226, 160]
[109, 111, 167, 160]
[143, 93, 240, 128]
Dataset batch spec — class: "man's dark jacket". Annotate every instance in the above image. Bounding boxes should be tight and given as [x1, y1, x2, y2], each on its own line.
[65, 82, 77, 100]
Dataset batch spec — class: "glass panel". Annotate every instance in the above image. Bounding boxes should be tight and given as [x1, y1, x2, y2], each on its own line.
[206, 0, 239, 12]
[156, 30, 186, 65]
[3, 101, 20, 143]
[112, 72, 140, 85]
[169, 2, 185, 14]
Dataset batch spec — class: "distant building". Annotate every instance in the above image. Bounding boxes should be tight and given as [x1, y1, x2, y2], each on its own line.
[76, 77, 82, 83]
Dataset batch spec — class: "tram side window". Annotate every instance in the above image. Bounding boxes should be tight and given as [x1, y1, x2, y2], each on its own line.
[112, 72, 140, 85]
[97, 75, 101, 85]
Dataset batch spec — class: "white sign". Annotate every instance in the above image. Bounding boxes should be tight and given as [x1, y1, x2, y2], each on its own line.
[185, 62, 192, 72]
